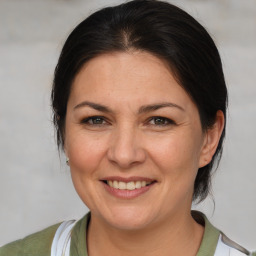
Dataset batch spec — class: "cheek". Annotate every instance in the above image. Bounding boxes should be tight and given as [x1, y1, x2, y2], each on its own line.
[149, 132, 202, 177]
[66, 132, 107, 175]
[66, 134, 108, 208]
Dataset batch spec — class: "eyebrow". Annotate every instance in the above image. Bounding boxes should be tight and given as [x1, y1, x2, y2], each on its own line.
[138, 102, 184, 114]
[74, 101, 113, 113]
[73, 101, 184, 113]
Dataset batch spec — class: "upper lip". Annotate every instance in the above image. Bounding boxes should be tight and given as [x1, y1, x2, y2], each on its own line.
[100, 176, 156, 183]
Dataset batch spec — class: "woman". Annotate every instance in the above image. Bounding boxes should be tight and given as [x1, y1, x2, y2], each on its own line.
[0, 0, 254, 255]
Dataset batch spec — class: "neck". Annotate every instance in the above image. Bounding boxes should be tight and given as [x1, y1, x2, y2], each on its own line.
[87, 211, 204, 256]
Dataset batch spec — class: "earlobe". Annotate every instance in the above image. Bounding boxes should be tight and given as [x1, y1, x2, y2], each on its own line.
[66, 158, 70, 166]
[63, 143, 70, 165]
[199, 110, 225, 168]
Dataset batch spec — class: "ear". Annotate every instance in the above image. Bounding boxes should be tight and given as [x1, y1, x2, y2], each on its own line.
[199, 110, 225, 168]
[64, 147, 69, 161]
[64, 146, 70, 166]
[63, 140, 69, 160]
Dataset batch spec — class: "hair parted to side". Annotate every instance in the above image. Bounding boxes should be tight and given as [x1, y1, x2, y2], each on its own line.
[51, 0, 228, 202]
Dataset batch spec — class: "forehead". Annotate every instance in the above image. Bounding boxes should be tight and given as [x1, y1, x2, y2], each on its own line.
[69, 51, 195, 112]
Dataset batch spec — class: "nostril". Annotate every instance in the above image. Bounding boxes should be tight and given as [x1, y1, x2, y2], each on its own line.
[107, 146, 147, 169]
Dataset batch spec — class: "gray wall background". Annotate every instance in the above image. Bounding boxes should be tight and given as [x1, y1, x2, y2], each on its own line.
[0, 0, 255, 251]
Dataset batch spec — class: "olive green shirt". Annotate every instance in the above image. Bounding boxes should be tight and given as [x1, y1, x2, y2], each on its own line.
[0, 212, 254, 256]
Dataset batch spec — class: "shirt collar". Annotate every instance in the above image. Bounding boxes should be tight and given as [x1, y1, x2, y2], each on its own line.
[70, 211, 220, 256]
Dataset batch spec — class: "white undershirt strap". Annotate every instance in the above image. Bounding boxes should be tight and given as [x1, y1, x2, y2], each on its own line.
[51, 220, 253, 256]
[51, 220, 76, 256]
[214, 234, 251, 256]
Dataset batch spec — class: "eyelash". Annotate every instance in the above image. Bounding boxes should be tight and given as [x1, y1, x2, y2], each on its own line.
[81, 116, 176, 127]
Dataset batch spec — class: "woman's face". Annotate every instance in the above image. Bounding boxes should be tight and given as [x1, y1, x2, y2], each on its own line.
[65, 51, 209, 230]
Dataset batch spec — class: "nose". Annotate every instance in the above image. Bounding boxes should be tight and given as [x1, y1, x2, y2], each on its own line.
[107, 125, 146, 169]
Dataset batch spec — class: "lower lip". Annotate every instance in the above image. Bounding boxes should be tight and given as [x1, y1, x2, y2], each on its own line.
[102, 182, 155, 199]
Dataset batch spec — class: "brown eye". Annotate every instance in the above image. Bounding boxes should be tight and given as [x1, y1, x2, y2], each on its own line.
[149, 117, 175, 126]
[82, 116, 106, 125]
[90, 117, 104, 124]
[154, 117, 167, 125]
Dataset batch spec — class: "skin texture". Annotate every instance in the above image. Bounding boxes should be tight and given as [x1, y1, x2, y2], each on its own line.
[64, 51, 224, 256]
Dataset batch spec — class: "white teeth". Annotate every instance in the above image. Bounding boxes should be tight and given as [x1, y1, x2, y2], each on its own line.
[135, 181, 141, 189]
[126, 182, 135, 190]
[119, 181, 126, 189]
[107, 180, 153, 190]
[113, 180, 119, 189]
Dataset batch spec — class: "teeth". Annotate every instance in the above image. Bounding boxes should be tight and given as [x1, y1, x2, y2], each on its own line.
[135, 181, 141, 189]
[119, 181, 126, 189]
[113, 180, 119, 189]
[106, 180, 153, 190]
[127, 182, 135, 190]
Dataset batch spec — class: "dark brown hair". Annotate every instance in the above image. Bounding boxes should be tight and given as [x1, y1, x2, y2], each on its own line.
[51, 0, 227, 202]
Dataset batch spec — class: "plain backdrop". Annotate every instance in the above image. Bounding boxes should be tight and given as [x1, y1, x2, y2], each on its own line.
[0, 0, 255, 251]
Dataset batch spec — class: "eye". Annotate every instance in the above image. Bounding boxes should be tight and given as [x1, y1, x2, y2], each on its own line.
[81, 116, 107, 125]
[148, 116, 175, 126]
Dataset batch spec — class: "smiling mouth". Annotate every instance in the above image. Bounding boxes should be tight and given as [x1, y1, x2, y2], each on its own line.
[103, 180, 156, 191]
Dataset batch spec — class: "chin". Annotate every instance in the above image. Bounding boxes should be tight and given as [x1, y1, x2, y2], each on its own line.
[99, 206, 156, 231]
[108, 216, 152, 231]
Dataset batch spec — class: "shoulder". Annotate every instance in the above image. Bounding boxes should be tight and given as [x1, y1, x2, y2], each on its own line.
[192, 211, 254, 256]
[0, 223, 61, 256]
[215, 232, 251, 256]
